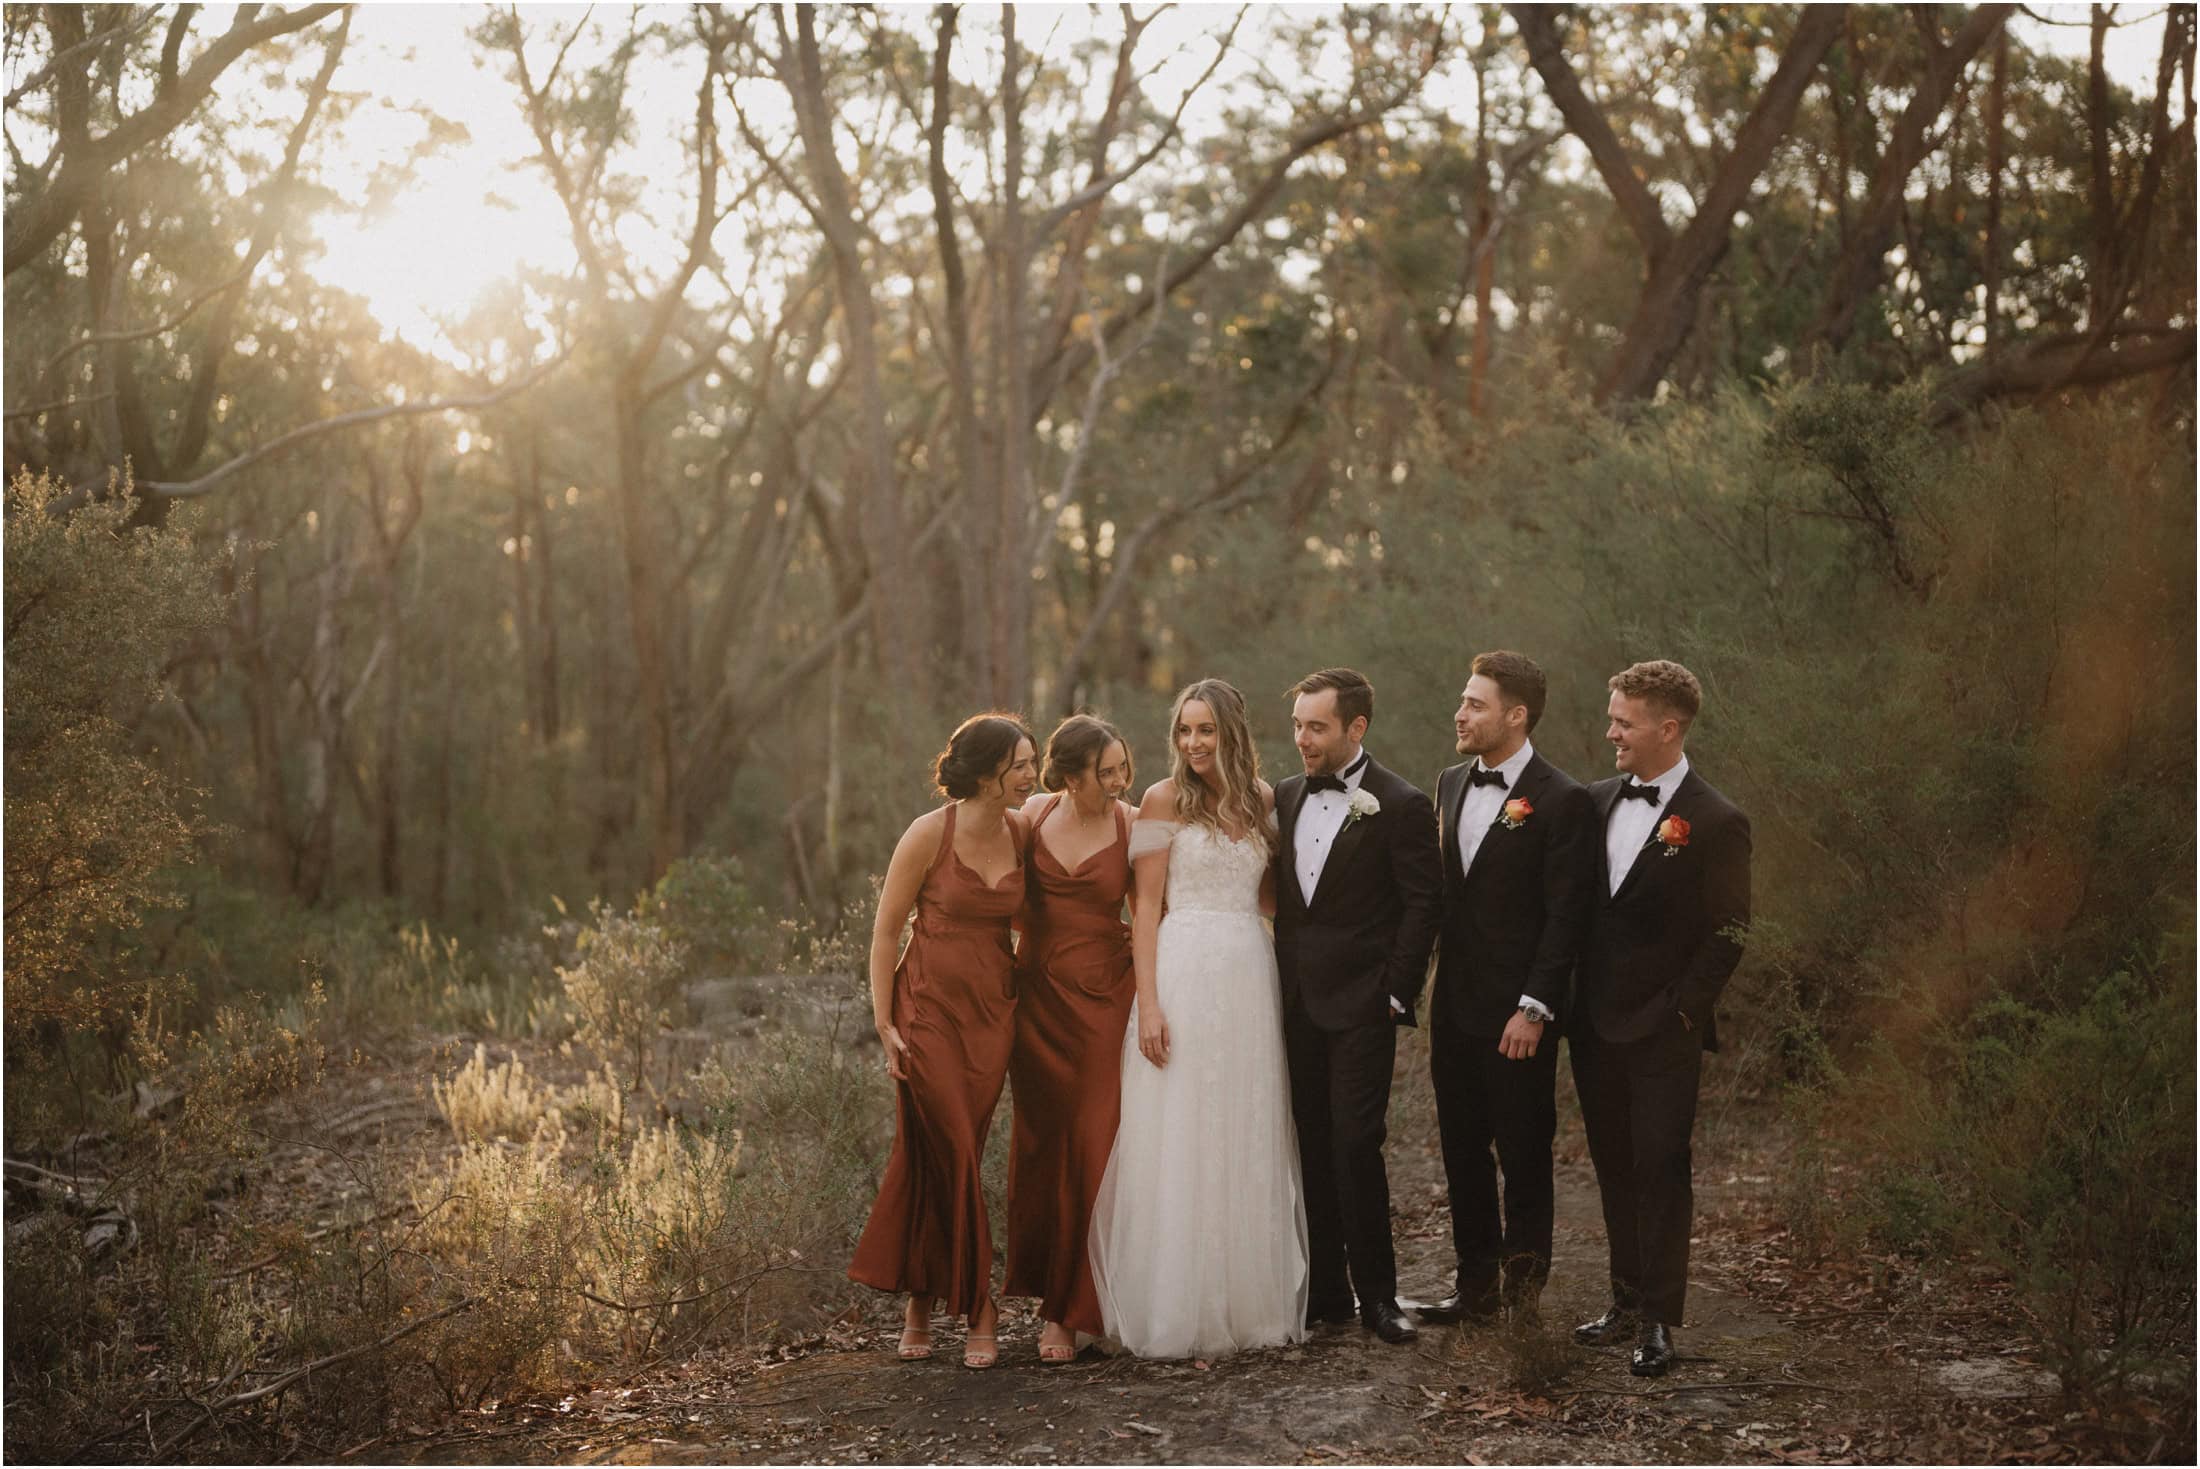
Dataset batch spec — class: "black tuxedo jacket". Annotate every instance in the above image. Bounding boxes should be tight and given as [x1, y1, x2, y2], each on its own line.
[1430, 751, 1597, 1039]
[1273, 756, 1444, 1031]
[1576, 767, 1751, 1052]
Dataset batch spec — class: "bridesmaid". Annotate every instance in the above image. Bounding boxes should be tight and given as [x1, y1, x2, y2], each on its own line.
[849, 713, 1038, 1370]
[1004, 715, 1137, 1363]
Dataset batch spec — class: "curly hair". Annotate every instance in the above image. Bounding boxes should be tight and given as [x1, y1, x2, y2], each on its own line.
[1165, 679, 1271, 851]
[1607, 660, 1703, 728]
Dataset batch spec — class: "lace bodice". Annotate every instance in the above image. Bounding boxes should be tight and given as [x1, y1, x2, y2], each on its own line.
[1129, 819, 1270, 915]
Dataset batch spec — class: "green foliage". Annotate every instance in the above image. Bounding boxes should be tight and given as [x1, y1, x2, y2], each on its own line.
[558, 902, 689, 1102]
[636, 853, 778, 973]
[3, 472, 227, 1042]
[1833, 959, 2195, 1403]
[1, 987, 328, 1458]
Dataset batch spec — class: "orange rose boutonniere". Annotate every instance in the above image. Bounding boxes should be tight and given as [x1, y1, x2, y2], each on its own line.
[1657, 815, 1691, 857]
[1499, 798, 1533, 830]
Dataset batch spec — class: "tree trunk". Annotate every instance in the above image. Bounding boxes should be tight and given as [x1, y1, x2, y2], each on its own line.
[512, 455, 540, 745]
[1513, 4, 1848, 402]
[612, 388, 682, 880]
[1806, 5, 2013, 354]
[1596, 8, 1848, 400]
[1986, 26, 2007, 351]
[533, 450, 562, 743]
[989, 5, 1033, 711]
[929, 5, 987, 707]
[374, 532, 403, 901]
[787, 5, 916, 681]
[233, 547, 292, 888]
[2088, 6, 2117, 328]
[296, 505, 346, 905]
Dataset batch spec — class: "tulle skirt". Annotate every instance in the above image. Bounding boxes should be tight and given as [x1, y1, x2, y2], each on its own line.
[1088, 908, 1309, 1358]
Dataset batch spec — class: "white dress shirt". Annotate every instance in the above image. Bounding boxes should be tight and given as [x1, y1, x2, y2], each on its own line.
[1454, 739, 1536, 877]
[1451, 740, 1554, 1021]
[1294, 745, 1369, 907]
[1605, 753, 1691, 896]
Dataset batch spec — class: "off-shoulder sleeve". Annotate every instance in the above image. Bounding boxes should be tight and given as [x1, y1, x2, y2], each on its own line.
[1127, 818, 1180, 862]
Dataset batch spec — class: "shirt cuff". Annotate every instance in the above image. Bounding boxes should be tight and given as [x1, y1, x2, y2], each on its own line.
[1516, 995, 1554, 1023]
[1388, 996, 1406, 1016]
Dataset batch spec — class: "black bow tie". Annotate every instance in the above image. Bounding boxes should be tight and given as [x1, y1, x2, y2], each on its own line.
[1617, 781, 1661, 806]
[1466, 766, 1507, 789]
[1307, 753, 1368, 795]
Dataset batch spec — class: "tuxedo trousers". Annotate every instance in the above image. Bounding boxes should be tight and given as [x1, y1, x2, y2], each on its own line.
[1569, 1017, 1702, 1327]
[1430, 1024, 1558, 1305]
[1283, 1008, 1397, 1314]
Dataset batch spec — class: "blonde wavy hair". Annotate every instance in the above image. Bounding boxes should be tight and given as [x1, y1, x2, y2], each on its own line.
[1165, 678, 1272, 851]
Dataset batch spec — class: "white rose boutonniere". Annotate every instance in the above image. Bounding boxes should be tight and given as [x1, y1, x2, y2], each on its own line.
[1343, 787, 1381, 829]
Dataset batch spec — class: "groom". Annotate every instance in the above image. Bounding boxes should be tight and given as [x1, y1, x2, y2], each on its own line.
[1274, 668, 1443, 1345]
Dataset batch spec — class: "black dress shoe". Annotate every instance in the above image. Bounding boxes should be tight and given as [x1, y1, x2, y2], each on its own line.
[1630, 1322, 1676, 1377]
[1361, 1300, 1419, 1344]
[1573, 1304, 1639, 1346]
[1415, 1287, 1501, 1327]
[1307, 1299, 1358, 1326]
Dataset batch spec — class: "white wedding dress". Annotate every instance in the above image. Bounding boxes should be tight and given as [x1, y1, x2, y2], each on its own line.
[1088, 818, 1309, 1358]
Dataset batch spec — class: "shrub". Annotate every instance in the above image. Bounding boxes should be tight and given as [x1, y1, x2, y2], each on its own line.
[557, 902, 689, 1103]
[3, 471, 226, 1044]
[637, 854, 780, 973]
[432, 1043, 563, 1142]
[1831, 958, 2195, 1405]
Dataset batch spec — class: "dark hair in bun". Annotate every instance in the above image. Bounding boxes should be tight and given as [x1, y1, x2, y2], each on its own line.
[933, 712, 1036, 799]
[1040, 714, 1130, 792]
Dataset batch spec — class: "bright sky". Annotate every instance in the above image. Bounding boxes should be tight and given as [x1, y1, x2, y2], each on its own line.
[297, 3, 2173, 357]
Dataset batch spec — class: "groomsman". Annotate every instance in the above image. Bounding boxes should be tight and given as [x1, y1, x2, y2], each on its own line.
[1418, 652, 1595, 1328]
[1571, 660, 1751, 1377]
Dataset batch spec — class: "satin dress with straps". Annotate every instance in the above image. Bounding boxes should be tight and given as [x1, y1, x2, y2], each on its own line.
[1003, 794, 1134, 1335]
[848, 802, 1022, 1318]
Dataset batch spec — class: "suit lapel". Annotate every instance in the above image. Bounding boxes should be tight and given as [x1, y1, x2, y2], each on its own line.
[1612, 769, 1701, 903]
[1308, 759, 1379, 908]
[1279, 778, 1310, 913]
[1462, 755, 1544, 886]
[1437, 764, 1464, 879]
[1594, 777, 1624, 902]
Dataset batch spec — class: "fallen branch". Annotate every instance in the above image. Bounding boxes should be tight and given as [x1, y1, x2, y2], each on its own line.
[142, 353, 569, 499]
[150, 1296, 479, 1458]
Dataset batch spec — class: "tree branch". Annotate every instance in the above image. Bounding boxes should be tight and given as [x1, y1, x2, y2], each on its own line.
[141, 354, 569, 499]
[3, 3, 348, 276]
[1509, 4, 1673, 259]
[1030, 51, 1432, 415]
[1929, 325, 2195, 423]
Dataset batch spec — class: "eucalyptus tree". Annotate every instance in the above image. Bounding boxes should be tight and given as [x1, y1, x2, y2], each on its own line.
[3, 4, 352, 501]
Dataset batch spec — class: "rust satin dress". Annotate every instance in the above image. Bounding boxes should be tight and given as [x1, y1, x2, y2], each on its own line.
[1004, 795, 1135, 1335]
[848, 803, 1022, 1319]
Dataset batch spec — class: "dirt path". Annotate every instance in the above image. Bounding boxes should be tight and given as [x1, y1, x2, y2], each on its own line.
[402, 1031, 2098, 1466]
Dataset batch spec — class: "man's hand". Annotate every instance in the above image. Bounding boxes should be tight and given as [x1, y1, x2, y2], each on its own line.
[1498, 1009, 1545, 1061]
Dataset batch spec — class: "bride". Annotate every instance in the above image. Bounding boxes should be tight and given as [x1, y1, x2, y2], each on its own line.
[1088, 678, 1309, 1357]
